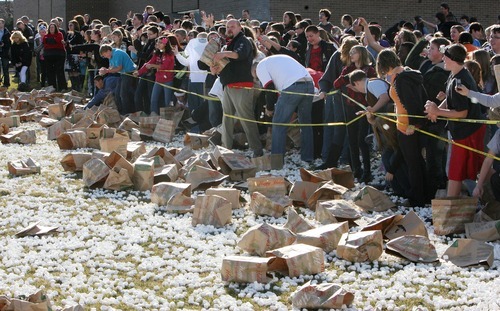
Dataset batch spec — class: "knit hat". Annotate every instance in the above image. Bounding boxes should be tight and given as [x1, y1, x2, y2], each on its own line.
[441, 43, 467, 64]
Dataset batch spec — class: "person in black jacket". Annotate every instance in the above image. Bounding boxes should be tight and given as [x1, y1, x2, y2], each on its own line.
[406, 36, 451, 194]
[10, 31, 32, 91]
[0, 19, 11, 87]
[212, 19, 263, 157]
[131, 25, 158, 114]
[377, 48, 429, 207]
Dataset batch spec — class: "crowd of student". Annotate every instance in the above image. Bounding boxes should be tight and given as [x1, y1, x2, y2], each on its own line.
[2, 3, 500, 207]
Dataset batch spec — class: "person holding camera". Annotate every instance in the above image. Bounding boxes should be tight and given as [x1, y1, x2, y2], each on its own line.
[425, 44, 486, 197]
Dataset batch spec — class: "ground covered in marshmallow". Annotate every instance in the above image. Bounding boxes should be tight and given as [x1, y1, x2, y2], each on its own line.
[0, 122, 499, 311]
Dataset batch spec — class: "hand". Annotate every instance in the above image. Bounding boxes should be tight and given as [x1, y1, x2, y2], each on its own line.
[265, 108, 274, 117]
[172, 45, 179, 55]
[427, 113, 438, 122]
[145, 63, 153, 69]
[213, 52, 225, 62]
[385, 172, 394, 181]
[287, 30, 295, 36]
[210, 65, 220, 75]
[405, 125, 415, 135]
[473, 184, 483, 198]
[455, 84, 470, 97]
[317, 91, 326, 100]
[133, 71, 138, 77]
[127, 11, 133, 19]
[98, 67, 108, 75]
[424, 101, 439, 115]
[358, 17, 368, 27]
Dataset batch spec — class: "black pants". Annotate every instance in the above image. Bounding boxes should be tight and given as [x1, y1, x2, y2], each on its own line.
[311, 99, 324, 159]
[0, 56, 9, 86]
[491, 172, 500, 201]
[345, 104, 370, 176]
[44, 54, 67, 91]
[398, 131, 428, 206]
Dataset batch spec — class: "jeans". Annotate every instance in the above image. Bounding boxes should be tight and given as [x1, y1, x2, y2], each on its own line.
[272, 81, 314, 162]
[322, 93, 337, 161]
[150, 81, 173, 115]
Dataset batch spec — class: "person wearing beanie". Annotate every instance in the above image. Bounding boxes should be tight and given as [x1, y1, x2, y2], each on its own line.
[425, 43, 486, 197]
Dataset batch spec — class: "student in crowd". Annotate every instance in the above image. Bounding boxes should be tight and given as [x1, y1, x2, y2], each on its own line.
[425, 44, 486, 197]
[98, 44, 137, 114]
[317, 9, 333, 33]
[43, 23, 67, 91]
[134, 36, 174, 115]
[377, 48, 429, 206]
[84, 74, 119, 109]
[10, 31, 32, 91]
[331, 45, 376, 182]
[255, 54, 315, 163]
[211, 19, 263, 158]
[0, 19, 11, 88]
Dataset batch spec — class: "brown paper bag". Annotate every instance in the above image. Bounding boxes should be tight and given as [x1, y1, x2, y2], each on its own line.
[126, 141, 147, 163]
[47, 102, 65, 119]
[152, 118, 176, 143]
[315, 200, 362, 225]
[72, 116, 94, 130]
[432, 197, 477, 235]
[238, 223, 296, 256]
[300, 167, 355, 189]
[96, 107, 121, 126]
[251, 154, 284, 171]
[103, 167, 134, 191]
[250, 192, 291, 217]
[119, 117, 140, 131]
[247, 176, 288, 198]
[192, 195, 232, 227]
[38, 117, 58, 128]
[284, 207, 315, 234]
[206, 188, 241, 209]
[1, 129, 36, 144]
[86, 123, 106, 149]
[442, 239, 494, 268]
[140, 115, 161, 130]
[8, 158, 41, 176]
[179, 155, 212, 179]
[307, 181, 348, 210]
[184, 132, 210, 150]
[60, 153, 92, 172]
[221, 153, 257, 181]
[221, 256, 272, 283]
[465, 220, 500, 241]
[296, 222, 349, 253]
[142, 147, 182, 169]
[291, 281, 355, 309]
[185, 165, 227, 190]
[0, 116, 20, 127]
[172, 146, 196, 163]
[151, 182, 191, 206]
[100, 135, 129, 158]
[354, 186, 396, 212]
[47, 119, 72, 140]
[289, 181, 319, 206]
[154, 164, 179, 183]
[266, 244, 325, 277]
[363, 211, 428, 240]
[56, 130, 86, 149]
[82, 158, 110, 188]
[132, 159, 154, 191]
[386, 235, 438, 262]
[104, 151, 134, 178]
[336, 230, 383, 262]
[165, 192, 195, 213]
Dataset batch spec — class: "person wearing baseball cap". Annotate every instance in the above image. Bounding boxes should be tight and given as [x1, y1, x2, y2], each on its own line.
[425, 43, 486, 197]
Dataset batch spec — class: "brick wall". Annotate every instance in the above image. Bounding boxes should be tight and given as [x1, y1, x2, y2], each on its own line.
[14, 0, 499, 32]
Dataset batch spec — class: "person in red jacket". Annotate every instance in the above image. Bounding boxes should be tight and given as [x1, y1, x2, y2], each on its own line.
[42, 23, 67, 91]
[134, 36, 175, 114]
